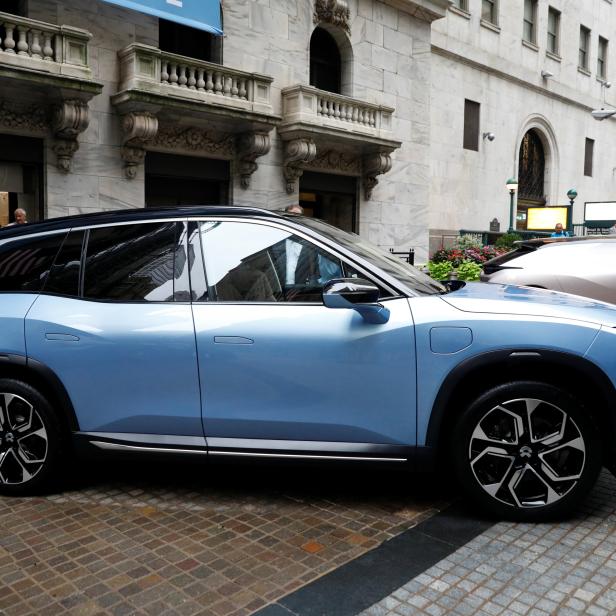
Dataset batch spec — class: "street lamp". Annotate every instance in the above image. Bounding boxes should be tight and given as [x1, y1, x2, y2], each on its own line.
[506, 177, 519, 233]
[566, 188, 577, 236]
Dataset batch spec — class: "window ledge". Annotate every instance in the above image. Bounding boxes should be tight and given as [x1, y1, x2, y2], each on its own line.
[597, 76, 609, 85]
[480, 19, 501, 34]
[522, 39, 539, 52]
[546, 50, 561, 62]
[578, 66, 591, 77]
[449, 6, 471, 19]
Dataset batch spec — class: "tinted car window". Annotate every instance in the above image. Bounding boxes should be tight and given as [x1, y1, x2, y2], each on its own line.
[44, 230, 85, 297]
[83, 222, 187, 302]
[0, 232, 66, 293]
[291, 216, 446, 295]
[199, 221, 345, 303]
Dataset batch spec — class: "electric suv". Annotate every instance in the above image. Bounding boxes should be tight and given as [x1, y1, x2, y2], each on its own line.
[1, 206, 616, 521]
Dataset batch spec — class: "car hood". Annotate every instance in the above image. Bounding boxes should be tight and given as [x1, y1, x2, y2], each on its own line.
[441, 282, 616, 327]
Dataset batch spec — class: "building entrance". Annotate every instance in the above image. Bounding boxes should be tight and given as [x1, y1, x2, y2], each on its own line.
[299, 171, 357, 232]
[145, 152, 230, 207]
[0, 135, 44, 226]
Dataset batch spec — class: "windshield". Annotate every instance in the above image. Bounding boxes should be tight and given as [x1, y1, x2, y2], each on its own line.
[289, 216, 447, 295]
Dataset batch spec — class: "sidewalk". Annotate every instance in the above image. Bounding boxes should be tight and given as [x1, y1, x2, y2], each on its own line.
[361, 469, 616, 616]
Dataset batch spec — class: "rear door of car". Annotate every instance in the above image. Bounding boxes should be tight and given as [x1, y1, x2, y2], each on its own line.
[0, 231, 68, 359]
[25, 220, 203, 439]
[188, 218, 417, 459]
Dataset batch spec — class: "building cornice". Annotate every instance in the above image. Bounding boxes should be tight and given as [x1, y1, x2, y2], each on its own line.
[431, 44, 596, 114]
[380, 0, 451, 23]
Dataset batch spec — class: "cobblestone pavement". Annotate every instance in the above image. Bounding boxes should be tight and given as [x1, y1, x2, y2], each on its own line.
[361, 469, 616, 616]
[0, 460, 447, 616]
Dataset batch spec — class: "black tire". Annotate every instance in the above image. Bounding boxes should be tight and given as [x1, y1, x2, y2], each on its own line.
[0, 378, 63, 496]
[452, 381, 602, 521]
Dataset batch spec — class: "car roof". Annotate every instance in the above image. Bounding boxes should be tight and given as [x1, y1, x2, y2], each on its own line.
[0, 206, 285, 238]
[514, 235, 616, 250]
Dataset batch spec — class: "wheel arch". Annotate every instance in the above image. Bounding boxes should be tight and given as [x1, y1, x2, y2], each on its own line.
[0, 354, 79, 433]
[426, 349, 616, 469]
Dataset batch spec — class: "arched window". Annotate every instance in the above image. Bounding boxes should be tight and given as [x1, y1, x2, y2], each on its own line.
[310, 27, 342, 94]
[518, 130, 545, 203]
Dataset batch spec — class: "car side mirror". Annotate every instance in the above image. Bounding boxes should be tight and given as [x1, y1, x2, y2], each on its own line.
[322, 278, 390, 324]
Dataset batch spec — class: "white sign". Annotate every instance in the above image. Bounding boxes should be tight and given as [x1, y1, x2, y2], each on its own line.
[585, 201, 616, 221]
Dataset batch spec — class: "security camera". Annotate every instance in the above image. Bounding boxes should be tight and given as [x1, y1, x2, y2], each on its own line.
[605, 81, 612, 88]
[591, 108, 616, 120]
[482, 132, 495, 141]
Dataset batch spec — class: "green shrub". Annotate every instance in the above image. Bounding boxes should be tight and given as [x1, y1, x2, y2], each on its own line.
[456, 260, 482, 281]
[495, 233, 522, 249]
[427, 260, 453, 280]
[456, 234, 482, 250]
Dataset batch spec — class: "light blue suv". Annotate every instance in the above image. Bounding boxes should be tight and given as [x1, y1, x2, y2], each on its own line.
[1, 207, 615, 520]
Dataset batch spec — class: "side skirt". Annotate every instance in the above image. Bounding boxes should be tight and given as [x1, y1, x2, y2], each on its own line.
[74, 432, 413, 464]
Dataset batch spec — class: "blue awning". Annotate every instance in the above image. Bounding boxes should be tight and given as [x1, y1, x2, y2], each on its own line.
[101, 0, 222, 35]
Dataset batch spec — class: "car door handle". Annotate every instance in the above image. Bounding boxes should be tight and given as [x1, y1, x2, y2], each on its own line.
[214, 336, 254, 345]
[45, 333, 80, 342]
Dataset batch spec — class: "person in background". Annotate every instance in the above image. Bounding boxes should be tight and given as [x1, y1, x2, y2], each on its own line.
[285, 204, 304, 215]
[5, 208, 27, 226]
[550, 223, 569, 238]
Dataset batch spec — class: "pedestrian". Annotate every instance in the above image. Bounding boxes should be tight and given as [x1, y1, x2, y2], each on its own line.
[285, 204, 304, 215]
[5, 208, 28, 226]
[550, 223, 569, 238]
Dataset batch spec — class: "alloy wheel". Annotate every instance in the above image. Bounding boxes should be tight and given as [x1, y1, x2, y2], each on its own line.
[0, 393, 49, 485]
[468, 397, 586, 508]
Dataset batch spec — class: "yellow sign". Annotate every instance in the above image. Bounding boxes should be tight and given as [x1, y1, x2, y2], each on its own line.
[526, 207, 568, 231]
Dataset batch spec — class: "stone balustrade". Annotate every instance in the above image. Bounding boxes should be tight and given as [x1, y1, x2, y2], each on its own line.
[117, 44, 274, 116]
[281, 85, 394, 139]
[0, 11, 92, 78]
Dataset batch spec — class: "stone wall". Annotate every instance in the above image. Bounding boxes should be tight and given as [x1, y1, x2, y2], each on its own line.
[429, 0, 616, 252]
[16, 0, 440, 260]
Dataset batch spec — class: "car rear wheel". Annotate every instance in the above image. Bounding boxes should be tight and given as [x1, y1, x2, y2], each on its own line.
[452, 381, 602, 521]
[0, 379, 63, 495]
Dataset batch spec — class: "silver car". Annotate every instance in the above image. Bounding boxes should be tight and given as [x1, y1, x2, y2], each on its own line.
[481, 236, 616, 304]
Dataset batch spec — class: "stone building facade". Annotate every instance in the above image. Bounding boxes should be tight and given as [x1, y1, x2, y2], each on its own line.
[430, 0, 616, 252]
[0, 0, 449, 260]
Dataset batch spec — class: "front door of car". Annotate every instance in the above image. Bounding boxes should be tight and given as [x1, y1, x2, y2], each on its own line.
[25, 221, 203, 437]
[188, 220, 417, 455]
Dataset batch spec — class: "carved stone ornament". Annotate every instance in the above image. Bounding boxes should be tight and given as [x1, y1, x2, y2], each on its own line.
[152, 126, 235, 157]
[363, 151, 393, 200]
[305, 149, 360, 175]
[51, 100, 91, 173]
[120, 112, 159, 179]
[121, 146, 147, 180]
[283, 138, 317, 194]
[237, 132, 271, 189]
[53, 139, 80, 174]
[0, 101, 48, 134]
[313, 0, 351, 34]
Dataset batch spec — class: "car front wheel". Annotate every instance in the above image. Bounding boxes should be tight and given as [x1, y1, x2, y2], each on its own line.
[453, 381, 602, 521]
[0, 379, 63, 495]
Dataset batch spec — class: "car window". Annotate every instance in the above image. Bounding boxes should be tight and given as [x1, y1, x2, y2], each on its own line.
[83, 222, 188, 302]
[198, 221, 349, 303]
[288, 216, 445, 295]
[43, 230, 85, 297]
[0, 231, 66, 293]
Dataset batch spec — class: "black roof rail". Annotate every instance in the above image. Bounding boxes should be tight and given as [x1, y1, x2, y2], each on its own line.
[0, 206, 283, 238]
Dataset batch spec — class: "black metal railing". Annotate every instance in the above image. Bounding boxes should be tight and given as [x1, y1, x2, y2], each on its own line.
[389, 247, 415, 266]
